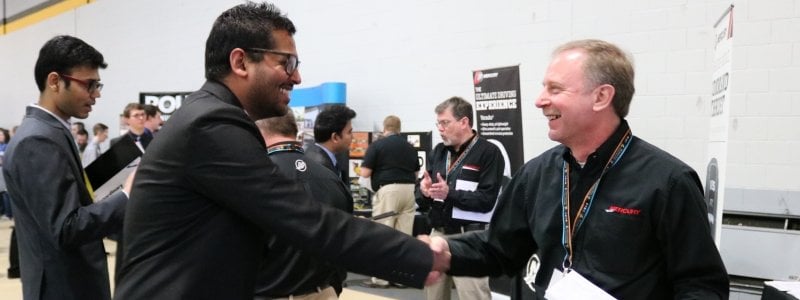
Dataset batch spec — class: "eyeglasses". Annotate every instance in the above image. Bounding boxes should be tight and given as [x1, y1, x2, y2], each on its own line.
[59, 74, 103, 93]
[435, 119, 456, 128]
[129, 112, 146, 119]
[246, 48, 300, 76]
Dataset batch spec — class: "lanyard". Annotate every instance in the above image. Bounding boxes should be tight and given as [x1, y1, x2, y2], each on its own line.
[560, 129, 632, 271]
[267, 142, 304, 155]
[444, 135, 478, 180]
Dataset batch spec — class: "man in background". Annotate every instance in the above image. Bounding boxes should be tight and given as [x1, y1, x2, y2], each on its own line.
[2, 35, 131, 300]
[143, 104, 163, 134]
[305, 105, 356, 192]
[419, 96, 505, 300]
[76, 128, 89, 153]
[360, 115, 420, 287]
[254, 111, 350, 299]
[110, 103, 152, 150]
[82, 122, 109, 166]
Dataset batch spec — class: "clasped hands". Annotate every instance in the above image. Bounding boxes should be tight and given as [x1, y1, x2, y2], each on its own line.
[418, 234, 451, 285]
[421, 172, 449, 200]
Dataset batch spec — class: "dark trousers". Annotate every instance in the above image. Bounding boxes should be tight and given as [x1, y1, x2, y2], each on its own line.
[8, 227, 19, 278]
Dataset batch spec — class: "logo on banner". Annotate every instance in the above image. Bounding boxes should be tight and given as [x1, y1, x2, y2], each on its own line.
[473, 71, 498, 85]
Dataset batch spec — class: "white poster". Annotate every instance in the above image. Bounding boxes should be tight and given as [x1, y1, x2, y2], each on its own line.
[706, 4, 733, 245]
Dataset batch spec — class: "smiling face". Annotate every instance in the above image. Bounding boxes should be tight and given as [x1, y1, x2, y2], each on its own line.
[535, 49, 599, 148]
[53, 66, 101, 120]
[242, 29, 302, 120]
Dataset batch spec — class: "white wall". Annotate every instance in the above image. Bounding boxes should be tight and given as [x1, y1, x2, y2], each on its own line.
[1, 0, 798, 193]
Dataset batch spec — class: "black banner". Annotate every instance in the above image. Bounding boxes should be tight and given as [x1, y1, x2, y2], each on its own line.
[473, 65, 523, 174]
[139, 91, 192, 121]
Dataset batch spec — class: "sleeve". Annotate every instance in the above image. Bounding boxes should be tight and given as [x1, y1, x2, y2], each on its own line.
[656, 168, 729, 299]
[449, 142, 505, 213]
[448, 166, 537, 276]
[186, 117, 433, 287]
[361, 142, 377, 169]
[11, 137, 126, 248]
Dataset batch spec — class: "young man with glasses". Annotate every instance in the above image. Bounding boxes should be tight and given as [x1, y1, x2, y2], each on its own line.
[2, 35, 132, 300]
[110, 103, 153, 150]
[419, 96, 505, 300]
[114, 3, 448, 299]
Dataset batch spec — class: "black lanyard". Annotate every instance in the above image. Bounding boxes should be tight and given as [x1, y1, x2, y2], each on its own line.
[444, 135, 478, 180]
[267, 142, 304, 155]
[560, 129, 632, 271]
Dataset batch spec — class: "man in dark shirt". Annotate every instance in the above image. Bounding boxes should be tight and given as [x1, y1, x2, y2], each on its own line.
[419, 97, 505, 300]
[360, 115, 420, 287]
[429, 39, 729, 299]
[254, 112, 349, 299]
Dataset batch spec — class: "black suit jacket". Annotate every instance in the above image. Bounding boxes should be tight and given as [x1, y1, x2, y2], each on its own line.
[114, 81, 432, 300]
[110, 129, 153, 150]
[3, 106, 127, 300]
[256, 145, 351, 296]
[304, 143, 352, 209]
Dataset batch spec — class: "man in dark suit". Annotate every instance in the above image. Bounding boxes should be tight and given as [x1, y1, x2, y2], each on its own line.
[114, 3, 447, 299]
[254, 112, 350, 299]
[110, 103, 153, 150]
[304, 105, 356, 190]
[2, 35, 131, 300]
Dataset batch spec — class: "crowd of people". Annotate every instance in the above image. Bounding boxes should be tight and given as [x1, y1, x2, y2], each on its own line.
[0, 2, 730, 300]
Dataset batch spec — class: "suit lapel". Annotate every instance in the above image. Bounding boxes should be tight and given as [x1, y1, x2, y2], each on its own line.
[27, 107, 91, 205]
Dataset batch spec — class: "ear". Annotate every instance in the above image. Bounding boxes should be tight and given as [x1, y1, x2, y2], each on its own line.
[330, 132, 340, 143]
[229, 48, 249, 78]
[47, 72, 61, 92]
[592, 84, 615, 112]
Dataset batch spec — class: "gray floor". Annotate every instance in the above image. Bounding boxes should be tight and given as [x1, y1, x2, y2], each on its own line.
[344, 273, 431, 299]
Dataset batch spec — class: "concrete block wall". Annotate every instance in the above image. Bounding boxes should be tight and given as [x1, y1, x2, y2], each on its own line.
[1, 0, 798, 195]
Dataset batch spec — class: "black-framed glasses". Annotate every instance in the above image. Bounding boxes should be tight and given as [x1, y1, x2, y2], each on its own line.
[59, 74, 103, 93]
[246, 48, 300, 76]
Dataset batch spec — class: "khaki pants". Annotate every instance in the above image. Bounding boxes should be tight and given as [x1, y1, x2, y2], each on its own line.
[424, 229, 491, 300]
[372, 183, 416, 235]
[269, 286, 337, 300]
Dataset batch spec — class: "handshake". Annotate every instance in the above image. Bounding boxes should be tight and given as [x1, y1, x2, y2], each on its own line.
[418, 235, 451, 285]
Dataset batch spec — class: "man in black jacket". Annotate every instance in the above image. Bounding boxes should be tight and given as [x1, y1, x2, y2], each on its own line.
[419, 96, 505, 300]
[114, 3, 448, 299]
[432, 39, 729, 299]
[304, 105, 356, 198]
[254, 112, 350, 299]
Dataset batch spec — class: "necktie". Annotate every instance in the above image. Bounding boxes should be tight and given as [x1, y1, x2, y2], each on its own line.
[83, 171, 96, 201]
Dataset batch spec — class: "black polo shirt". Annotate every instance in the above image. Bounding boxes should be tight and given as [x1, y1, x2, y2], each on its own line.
[362, 134, 419, 191]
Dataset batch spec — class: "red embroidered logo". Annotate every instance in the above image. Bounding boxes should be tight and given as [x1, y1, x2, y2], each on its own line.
[462, 164, 480, 171]
[605, 205, 641, 216]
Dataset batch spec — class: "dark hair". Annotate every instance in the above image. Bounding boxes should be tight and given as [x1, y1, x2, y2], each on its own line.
[256, 110, 298, 137]
[554, 39, 635, 118]
[92, 123, 108, 135]
[122, 103, 145, 118]
[143, 104, 160, 117]
[205, 2, 296, 82]
[0, 128, 10, 144]
[435, 96, 474, 127]
[314, 105, 356, 143]
[77, 128, 89, 137]
[72, 121, 85, 131]
[34, 35, 107, 92]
